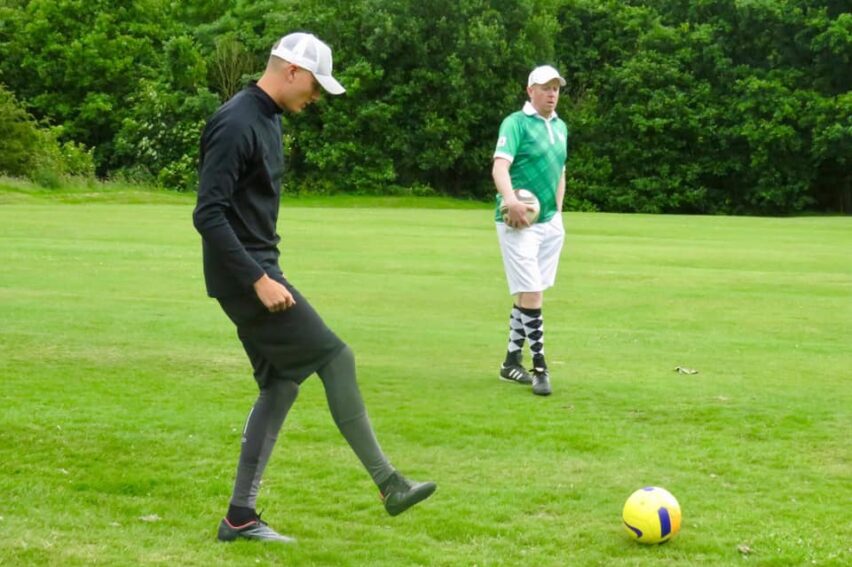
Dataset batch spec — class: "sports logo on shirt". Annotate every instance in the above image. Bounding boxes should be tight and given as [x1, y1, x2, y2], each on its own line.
[497, 136, 507, 147]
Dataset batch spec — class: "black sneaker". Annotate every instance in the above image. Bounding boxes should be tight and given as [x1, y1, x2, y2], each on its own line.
[381, 471, 437, 516]
[531, 368, 552, 396]
[499, 363, 533, 384]
[217, 515, 295, 543]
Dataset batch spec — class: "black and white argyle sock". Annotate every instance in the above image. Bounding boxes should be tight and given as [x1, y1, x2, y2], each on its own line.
[504, 305, 526, 366]
[519, 306, 546, 370]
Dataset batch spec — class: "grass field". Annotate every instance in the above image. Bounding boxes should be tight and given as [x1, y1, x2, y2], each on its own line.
[0, 184, 849, 566]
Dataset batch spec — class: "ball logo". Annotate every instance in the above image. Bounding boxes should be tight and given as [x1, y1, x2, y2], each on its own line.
[657, 507, 672, 537]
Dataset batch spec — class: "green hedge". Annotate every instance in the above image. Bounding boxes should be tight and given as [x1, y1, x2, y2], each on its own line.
[0, 0, 849, 212]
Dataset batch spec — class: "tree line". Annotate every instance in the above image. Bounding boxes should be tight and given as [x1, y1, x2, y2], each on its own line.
[1, 0, 849, 214]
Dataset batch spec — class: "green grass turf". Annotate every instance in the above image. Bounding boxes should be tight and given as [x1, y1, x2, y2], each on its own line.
[0, 186, 849, 566]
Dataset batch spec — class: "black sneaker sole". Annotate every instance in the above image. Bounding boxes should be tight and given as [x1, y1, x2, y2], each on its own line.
[216, 519, 295, 543]
[499, 375, 532, 385]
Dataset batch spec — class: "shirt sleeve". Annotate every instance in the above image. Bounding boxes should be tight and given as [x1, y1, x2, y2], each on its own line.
[192, 115, 266, 288]
[493, 114, 521, 163]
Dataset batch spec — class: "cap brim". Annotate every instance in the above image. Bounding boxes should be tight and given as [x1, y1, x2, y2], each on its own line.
[315, 74, 345, 95]
[530, 75, 566, 87]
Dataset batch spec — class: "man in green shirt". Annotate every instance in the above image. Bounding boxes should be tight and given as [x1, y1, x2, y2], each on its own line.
[492, 65, 568, 396]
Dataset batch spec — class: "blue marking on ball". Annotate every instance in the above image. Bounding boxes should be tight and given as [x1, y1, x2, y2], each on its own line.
[623, 521, 642, 538]
[658, 507, 672, 537]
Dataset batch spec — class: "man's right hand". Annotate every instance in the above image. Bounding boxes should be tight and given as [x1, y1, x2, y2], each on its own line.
[253, 274, 296, 312]
[504, 198, 534, 229]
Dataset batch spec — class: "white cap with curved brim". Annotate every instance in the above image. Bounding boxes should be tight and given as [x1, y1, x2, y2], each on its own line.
[270, 32, 345, 95]
[528, 65, 566, 87]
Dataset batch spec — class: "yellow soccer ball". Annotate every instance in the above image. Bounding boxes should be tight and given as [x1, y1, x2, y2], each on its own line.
[622, 487, 682, 544]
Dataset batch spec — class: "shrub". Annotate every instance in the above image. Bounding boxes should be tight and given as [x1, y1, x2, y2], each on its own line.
[0, 84, 40, 176]
[0, 85, 95, 185]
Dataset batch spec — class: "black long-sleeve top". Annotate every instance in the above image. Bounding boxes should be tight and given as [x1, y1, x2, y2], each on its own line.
[192, 83, 286, 298]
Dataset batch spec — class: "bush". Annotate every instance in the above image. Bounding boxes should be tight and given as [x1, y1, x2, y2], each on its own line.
[58, 139, 96, 178]
[0, 84, 40, 176]
[0, 85, 95, 186]
[30, 166, 62, 189]
[113, 78, 219, 192]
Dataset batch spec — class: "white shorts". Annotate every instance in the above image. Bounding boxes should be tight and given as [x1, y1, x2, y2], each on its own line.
[496, 214, 565, 295]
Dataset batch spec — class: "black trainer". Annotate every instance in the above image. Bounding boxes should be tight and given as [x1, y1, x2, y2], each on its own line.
[381, 471, 437, 516]
[499, 363, 533, 384]
[217, 515, 295, 543]
[531, 368, 552, 396]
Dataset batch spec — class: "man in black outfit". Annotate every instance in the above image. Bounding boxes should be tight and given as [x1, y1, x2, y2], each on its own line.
[193, 32, 436, 543]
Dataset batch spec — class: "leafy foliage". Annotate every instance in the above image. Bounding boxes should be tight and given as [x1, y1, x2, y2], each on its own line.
[0, 85, 40, 177]
[0, 84, 94, 185]
[0, 0, 848, 212]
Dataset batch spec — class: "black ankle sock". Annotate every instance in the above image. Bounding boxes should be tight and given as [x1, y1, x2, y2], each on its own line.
[378, 471, 398, 494]
[504, 350, 522, 366]
[227, 504, 258, 525]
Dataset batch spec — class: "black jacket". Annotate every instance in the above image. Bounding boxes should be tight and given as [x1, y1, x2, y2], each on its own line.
[193, 83, 286, 298]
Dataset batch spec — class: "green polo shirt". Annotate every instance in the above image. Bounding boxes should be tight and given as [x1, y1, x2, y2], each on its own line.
[493, 101, 568, 223]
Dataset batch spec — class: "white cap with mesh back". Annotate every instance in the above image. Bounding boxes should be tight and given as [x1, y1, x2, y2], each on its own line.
[270, 32, 345, 95]
[527, 65, 566, 87]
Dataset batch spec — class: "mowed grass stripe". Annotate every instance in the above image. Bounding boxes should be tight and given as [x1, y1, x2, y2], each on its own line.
[0, 200, 849, 566]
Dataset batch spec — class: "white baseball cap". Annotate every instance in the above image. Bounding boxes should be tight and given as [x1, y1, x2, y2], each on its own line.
[270, 32, 345, 95]
[527, 65, 566, 87]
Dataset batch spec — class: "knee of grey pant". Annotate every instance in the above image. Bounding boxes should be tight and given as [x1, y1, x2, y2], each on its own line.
[231, 378, 300, 508]
[317, 345, 366, 426]
[257, 378, 300, 435]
